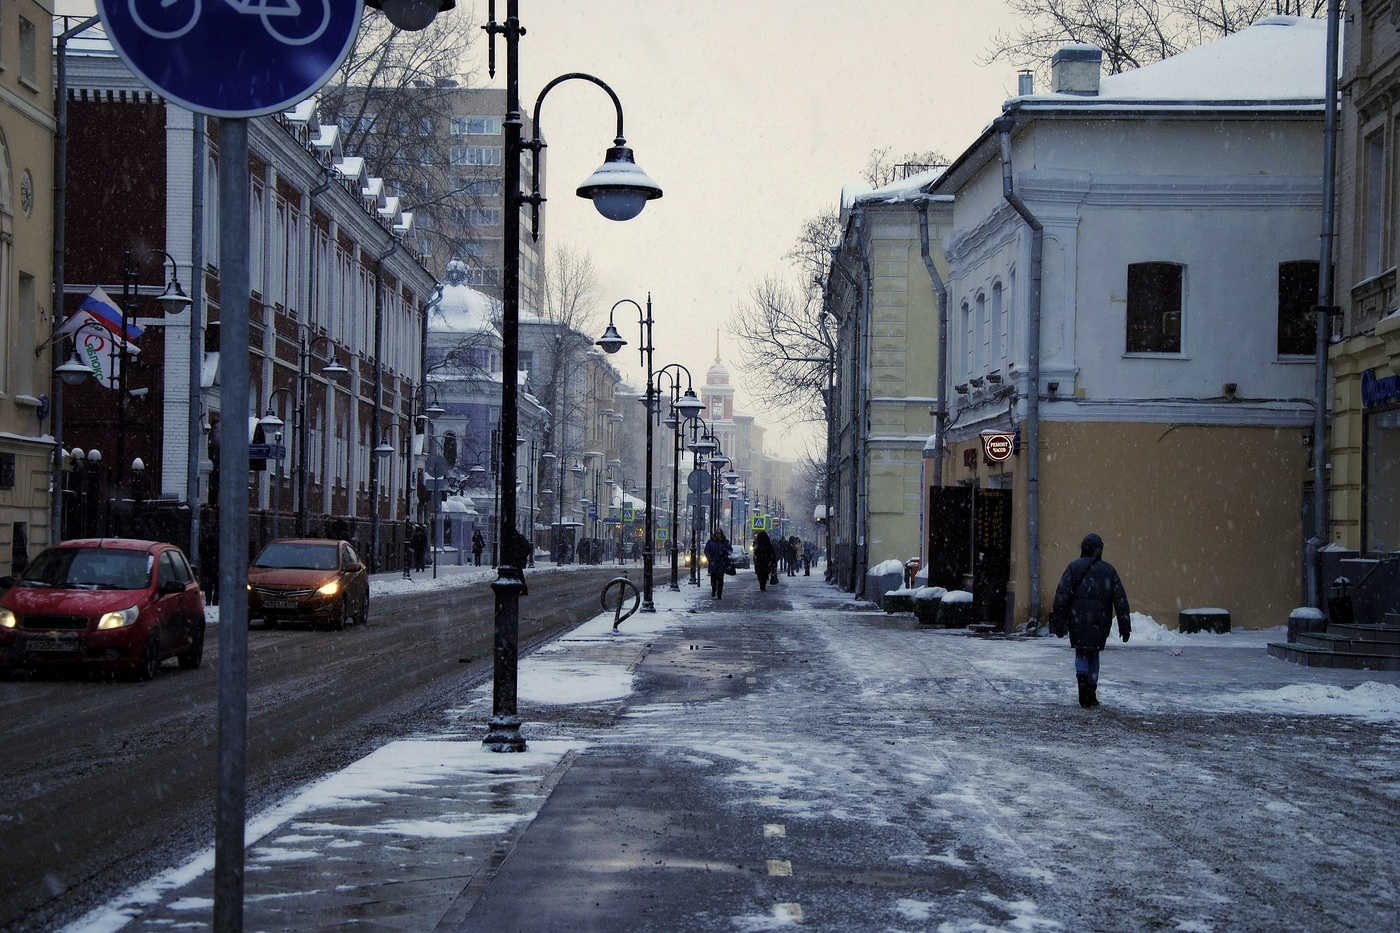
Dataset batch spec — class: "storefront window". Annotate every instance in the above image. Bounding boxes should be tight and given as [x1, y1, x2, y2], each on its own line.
[1366, 407, 1400, 552]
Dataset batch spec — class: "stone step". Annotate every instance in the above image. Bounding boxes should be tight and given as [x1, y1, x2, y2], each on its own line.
[1298, 632, 1400, 656]
[1268, 642, 1400, 672]
[1328, 623, 1400, 644]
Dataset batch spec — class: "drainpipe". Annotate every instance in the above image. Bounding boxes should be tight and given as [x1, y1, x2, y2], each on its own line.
[993, 114, 1045, 629]
[850, 209, 872, 596]
[1309, 0, 1341, 608]
[917, 200, 948, 488]
[50, 15, 101, 541]
[827, 247, 858, 589]
[368, 239, 397, 572]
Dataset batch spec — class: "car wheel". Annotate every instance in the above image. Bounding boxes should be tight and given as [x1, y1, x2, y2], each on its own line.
[355, 595, 368, 627]
[132, 633, 160, 682]
[329, 598, 348, 631]
[178, 624, 205, 670]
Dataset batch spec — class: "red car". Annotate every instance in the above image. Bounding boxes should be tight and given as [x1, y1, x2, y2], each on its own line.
[0, 538, 206, 680]
[248, 539, 369, 630]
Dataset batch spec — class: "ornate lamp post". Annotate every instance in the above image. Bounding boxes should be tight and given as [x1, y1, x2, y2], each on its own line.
[482, 0, 662, 752]
[596, 296, 659, 610]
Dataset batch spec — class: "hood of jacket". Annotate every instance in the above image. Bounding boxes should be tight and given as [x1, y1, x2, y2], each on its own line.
[1080, 533, 1105, 560]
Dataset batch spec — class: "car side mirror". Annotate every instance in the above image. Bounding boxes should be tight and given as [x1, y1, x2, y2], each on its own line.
[345, 562, 365, 574]
[159, 579, 186, 595]
[0, 575, 14, 589]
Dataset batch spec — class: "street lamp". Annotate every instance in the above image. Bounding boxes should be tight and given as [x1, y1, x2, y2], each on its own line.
[481, 0, 662, 753]
[258, 386, 296, 539]
[597, 296, 659, 611]
[296, 332, 350, 536]
[374, 420, 410, 568]
[654, 365, 702, 589]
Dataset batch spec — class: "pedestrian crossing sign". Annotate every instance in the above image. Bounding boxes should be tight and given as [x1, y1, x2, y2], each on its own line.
[655, 528, 668, 541]
[752, 515, 770, 531]
[622, 507, 635, 522]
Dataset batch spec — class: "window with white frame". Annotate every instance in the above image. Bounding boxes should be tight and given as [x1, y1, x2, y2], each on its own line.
[975, 291, 988, 373]
[451, 116, 503, 136]
[450, 146, 502, 167]
[993, 281, 1007, 364]
[960, 300, 972, 382]
[1125, 262, 1183, 354]
[1366, 132, 1386, 278]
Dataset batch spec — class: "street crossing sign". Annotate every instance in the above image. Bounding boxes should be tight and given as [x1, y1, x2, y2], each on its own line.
[622, 507, 635, 522]
[752, 515, 770, 531]
[655, 528, 668, 541]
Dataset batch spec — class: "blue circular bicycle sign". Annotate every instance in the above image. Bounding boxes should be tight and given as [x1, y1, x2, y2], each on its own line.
[96, 0, 364, 118]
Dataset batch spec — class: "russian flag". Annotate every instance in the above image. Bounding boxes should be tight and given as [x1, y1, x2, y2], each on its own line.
[78, 287, 142, 342]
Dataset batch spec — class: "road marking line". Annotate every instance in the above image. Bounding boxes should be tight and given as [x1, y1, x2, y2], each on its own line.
[764, 823, 786, 838]
[767, 859, 792, 876]
[760, 795, 781, 805]
[775, 902, 804, 922]
[746, 676, 758, 684]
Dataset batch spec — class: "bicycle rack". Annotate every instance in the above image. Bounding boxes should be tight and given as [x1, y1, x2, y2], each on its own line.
[601, 576, 641, 630]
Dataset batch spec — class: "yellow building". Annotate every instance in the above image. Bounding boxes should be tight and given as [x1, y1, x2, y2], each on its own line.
[0, 1, 55, 567]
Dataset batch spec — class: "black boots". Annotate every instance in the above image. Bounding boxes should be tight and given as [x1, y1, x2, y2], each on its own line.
[1076, 673, 1099, 709]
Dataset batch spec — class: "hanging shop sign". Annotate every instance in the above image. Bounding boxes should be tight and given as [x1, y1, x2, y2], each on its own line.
[981, 431, 1017, 463]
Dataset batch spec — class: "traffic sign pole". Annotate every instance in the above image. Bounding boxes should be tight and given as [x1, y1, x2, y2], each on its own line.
[90, 5, 368, 929]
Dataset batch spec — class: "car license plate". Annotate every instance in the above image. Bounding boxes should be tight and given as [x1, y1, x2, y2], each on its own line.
[263, 599, 299, 610]
[26, 634, 80, 652]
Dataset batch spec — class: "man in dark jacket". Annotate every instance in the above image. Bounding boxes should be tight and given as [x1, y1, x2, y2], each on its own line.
[1050, 533, 1131, 708]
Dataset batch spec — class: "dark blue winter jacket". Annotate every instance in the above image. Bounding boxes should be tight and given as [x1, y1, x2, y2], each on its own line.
[1051, 533, 1131, 650]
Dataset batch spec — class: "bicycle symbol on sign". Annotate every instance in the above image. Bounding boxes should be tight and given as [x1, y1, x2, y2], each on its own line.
[128, 0, 332, 46]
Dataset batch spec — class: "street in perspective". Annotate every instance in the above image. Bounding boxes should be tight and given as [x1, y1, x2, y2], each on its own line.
[32, 565, 1400, 933]
[8, 2, 1400, 932]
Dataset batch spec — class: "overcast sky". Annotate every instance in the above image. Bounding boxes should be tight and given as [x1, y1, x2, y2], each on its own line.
[60, 1, 1028, 456]
[491, 1, 1026, 456]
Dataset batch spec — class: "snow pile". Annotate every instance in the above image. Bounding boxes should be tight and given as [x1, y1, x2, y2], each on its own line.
[1215, 681, 1400, 723]
[869, 558, 906, 577]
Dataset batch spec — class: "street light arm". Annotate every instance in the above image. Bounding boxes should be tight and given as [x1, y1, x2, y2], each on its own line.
[531, 72, 628, 151]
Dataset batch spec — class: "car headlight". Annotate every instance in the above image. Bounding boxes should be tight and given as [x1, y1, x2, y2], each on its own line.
[97, 607, 140, 630]
[0, 609, 15, 629]
[317, 580, 341, 597]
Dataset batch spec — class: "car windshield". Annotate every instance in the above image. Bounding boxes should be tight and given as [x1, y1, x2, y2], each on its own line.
[254, 543, 339, 571]
[22, 547, 152, 590]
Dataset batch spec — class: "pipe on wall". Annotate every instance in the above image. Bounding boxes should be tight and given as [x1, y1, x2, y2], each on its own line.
[993, 115, 1046, 628]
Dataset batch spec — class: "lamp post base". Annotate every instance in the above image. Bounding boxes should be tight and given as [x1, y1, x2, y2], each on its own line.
[482, 714, 526, 752]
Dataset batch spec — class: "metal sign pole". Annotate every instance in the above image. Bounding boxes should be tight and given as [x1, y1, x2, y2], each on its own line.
[213, 117, 250, 933]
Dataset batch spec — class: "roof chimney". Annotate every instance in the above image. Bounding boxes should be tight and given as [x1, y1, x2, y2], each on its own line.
[1050, 44, 1102, 95]
[1017, 69, 1034, 96]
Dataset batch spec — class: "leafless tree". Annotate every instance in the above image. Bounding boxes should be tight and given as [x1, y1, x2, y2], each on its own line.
[526, 245, 604, 498]
[317, 11, 487, 270]
[985, 0, 1326, 78]
[863, 147, 950, 188]
[732, 275, 834, 416]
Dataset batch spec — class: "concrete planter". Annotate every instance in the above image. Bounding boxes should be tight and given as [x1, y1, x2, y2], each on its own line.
[883, 589, 915, 614]
[913, 586, 946, 625]
[937, 590, 975, 628]
[1179, 608, 1231, 634]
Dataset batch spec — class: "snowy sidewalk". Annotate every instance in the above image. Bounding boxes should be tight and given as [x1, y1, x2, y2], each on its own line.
[67, 572, 1400, 932]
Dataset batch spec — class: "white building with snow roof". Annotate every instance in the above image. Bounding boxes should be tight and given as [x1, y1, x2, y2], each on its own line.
[922, 16, 1326, 631]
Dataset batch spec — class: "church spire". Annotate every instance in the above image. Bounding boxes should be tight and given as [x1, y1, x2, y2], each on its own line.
[715, 330, 721, 363]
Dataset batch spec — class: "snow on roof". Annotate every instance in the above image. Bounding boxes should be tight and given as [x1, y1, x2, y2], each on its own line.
[433, 260, 500, 337]
[1018, 17, 1327, 109]
[854, 165, 950, 205]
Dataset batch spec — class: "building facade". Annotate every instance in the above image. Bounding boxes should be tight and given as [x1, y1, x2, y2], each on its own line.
[62, 39, 435, 575]
[827, 171, 948, 591]
[924, 18, 1324, 630]
[0, 0, 55, 569]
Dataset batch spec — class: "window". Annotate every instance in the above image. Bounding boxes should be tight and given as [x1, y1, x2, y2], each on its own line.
[1366, 133, 1386, 277]
[454, 207, 502, 226]
[452, 177, 502, 197]
[464, 268, 499, 287]
[417, 239, 433, 257]
[1277, 261, 1319, 357]
[418, 117, 435, 136]
[1366, 407, 1400, 552]
[1125, 262, 1183, 354]
[450, 146, 502, 166]
[18, 18, 36, 86]
[451, 116, 502, 136]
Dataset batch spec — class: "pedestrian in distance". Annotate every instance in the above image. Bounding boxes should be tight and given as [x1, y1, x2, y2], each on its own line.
[752, 530, 776, 592]
[471, 528, 485, 566]
[411, 523, 428, 572]
[787, 535, 802, 576]
[704, 529, 732, 599]
[1050, 532, 1131, 709]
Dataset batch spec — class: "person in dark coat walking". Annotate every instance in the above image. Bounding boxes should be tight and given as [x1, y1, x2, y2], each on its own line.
[704, 529, 731, 598]
[1051, 533, 1131, 708]
[752, 530, 776, 592]
[471, 528, 485, 566]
